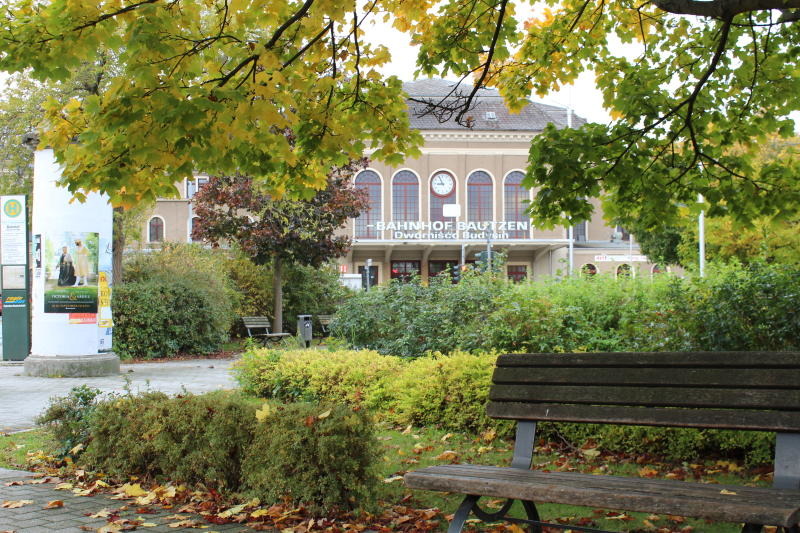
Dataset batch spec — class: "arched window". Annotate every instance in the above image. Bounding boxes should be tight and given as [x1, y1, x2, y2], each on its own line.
[354, 170, 382, 239]
[429, 170, 457, 223]
[148, 216, 164, 243]
[467, 170, 493, 223]
[392, 170, 419, 222]
[616, 263, 632, 279]
[651, 264, 665, 276]
[581, 263, 597, 277]
[504, 171, 529, 239]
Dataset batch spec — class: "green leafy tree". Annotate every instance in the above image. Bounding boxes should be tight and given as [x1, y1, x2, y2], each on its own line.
[192, 161, 367, 332]
[0, 0, 798, 228]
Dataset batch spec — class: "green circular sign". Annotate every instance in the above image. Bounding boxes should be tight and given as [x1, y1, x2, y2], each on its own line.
[3, 199, 22, 218]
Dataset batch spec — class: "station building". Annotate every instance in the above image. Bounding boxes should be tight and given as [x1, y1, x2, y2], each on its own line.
[141, 79, 659, 284]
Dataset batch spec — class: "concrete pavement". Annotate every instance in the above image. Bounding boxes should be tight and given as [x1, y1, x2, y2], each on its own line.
[0, 358, 239, 433]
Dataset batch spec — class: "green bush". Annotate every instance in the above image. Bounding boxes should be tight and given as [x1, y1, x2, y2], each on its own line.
[113, 279, 232, 359]
[242, 402, 379, 514]
[232, 347, 403, 407]
[41, 389, 380, 512]
[331, 263, 800, 356]
[36, 385, 103, 457]
[384, 350, 511, 435]
[539, 423, 774, 466]
[115, 244, 238, 359]
[82, 391, 257, 489]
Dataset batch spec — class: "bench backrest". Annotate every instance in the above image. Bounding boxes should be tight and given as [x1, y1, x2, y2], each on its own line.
[487, 352, 800, 432]
[242, 316, 271, 330]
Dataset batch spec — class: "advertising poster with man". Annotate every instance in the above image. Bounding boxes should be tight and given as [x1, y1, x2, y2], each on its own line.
[43, 232, 99, 313]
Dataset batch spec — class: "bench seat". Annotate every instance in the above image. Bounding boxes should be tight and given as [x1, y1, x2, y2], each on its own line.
[407, 464, 800, 527]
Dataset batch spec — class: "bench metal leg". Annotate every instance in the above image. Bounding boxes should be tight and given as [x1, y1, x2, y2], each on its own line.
[448, 495, 479, 533]
[522, 500, 542, 533]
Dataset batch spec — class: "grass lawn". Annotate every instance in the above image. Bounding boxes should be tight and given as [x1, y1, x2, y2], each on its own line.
[0, 428, 56, 470]
[377, 424, 769, 532]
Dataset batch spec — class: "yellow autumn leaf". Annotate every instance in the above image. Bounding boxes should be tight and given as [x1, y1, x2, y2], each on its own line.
[317, 409, 331, 419]
[720, 489, 737, 495]
[120, 482, 147, 497]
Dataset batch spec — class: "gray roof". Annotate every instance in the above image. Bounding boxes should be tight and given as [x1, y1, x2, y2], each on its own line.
[403, 78, 586, 132]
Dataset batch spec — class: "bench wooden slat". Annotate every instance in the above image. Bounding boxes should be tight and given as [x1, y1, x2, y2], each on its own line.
[493, 366, 800, 389]
[486, 401, 800, 432]
[489, 384, 800, 410]
[497, 352, 800, 368]
[405, 465, 800, 527]
[242, 317, 272, 327]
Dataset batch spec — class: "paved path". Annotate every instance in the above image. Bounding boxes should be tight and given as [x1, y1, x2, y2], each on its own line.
[0, 359, 238, 433]
[0, 468, 255, 532]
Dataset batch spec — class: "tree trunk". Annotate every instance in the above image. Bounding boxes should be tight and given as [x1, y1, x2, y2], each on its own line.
[112, 206, 125, 283]
[272, 255, 283, 333]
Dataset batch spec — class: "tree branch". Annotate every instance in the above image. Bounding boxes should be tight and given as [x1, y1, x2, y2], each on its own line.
[653, 0, 800, 18]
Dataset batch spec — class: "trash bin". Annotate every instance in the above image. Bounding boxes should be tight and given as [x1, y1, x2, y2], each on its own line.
[297, 314, 313, 348]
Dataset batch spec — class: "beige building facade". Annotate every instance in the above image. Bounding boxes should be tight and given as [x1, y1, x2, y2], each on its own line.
[141, 80, 662, 284]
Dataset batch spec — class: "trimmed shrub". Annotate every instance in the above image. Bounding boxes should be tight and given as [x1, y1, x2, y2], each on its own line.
[82, 391, 257, 489]
[242, 403, 379, 514]
[232, 347, 403, 408]
[384, 350, 510, 435]
[233, 347, 775, 465]
[41, 389, 380, 512]
[112, 279, 231, 359]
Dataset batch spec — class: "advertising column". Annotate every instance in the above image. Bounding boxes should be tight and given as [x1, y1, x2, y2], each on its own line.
[24, 143, 119, 377]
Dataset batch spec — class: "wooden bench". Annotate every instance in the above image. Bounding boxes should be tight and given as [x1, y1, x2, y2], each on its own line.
[405, 352, 800, 533]
[317, 314, 333, 336]
[241, 316, 291, 343]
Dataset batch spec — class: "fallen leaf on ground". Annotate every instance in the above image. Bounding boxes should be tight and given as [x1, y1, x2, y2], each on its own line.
[719, 489, 737, 495]
[435, 450, 458, 462]
[1, 500, 33, 508]
[43, 500, 64, 509]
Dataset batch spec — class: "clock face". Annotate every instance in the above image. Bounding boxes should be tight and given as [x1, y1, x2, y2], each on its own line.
[431, 172, 455, 197]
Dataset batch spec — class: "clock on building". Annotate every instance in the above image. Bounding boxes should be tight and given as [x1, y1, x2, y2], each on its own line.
[430, 172, 455, 197]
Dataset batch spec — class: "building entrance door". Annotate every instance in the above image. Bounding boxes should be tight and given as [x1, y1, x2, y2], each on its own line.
[358, 265, 379, 289]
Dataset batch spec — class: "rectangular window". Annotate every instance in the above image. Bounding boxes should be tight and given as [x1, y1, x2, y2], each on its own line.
[573, 221, 587, 242]
[507, 265, 528, 282]
[187, 177, 209, 199]
[428, 260, 461, 283]
[390, 261, 420, 282]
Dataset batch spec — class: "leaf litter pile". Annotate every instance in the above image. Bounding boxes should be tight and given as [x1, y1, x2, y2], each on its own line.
[1, 428, 776, 533]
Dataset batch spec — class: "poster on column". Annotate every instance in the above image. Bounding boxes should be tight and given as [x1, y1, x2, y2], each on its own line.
[43, 231, 99, 314]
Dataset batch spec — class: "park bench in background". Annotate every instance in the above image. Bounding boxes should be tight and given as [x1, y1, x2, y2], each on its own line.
[317, 314, 333, 336]
[242, 316, 291, 344]
[405, 351, 800, 533]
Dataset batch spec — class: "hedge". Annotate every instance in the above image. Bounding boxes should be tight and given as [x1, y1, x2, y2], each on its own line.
[39, 389, 378, 515]
[234, 347, 775, 465]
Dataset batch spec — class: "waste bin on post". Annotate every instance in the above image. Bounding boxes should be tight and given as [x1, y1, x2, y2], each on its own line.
[297, 315, 313, 348]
